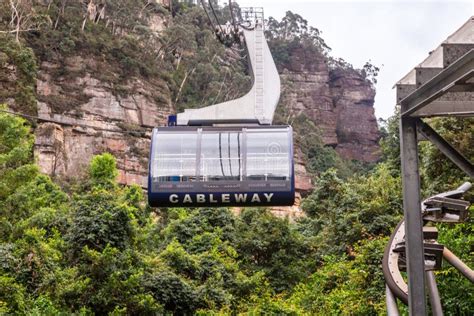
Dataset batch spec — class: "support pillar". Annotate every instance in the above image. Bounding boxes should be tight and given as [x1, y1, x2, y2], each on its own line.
[386, 284, 400, 316]
[426, 271, 443, 316]
[400, 116, 427, 315]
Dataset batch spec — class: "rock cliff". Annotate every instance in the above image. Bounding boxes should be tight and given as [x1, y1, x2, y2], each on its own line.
[273, 47, 380, 208]
[1, 8, 380, 211]
[280, 47, 380, 163]
[34, 56, 172, 188]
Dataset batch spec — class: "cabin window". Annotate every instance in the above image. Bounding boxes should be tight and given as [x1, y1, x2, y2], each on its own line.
[152, 132, 198, 182]
[200, 132, 242, 181]
[246, 129, 290, 180]
[151, 127, 291, 183]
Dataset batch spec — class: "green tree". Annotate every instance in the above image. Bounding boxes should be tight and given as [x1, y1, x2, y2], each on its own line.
[288, 238, 387, 315]
[0, 38, 38, 114]
[162, 5, 251, 112]
[5, 174, 68, 227]
[235, 209, 316, 293]
[419, 117, 474, 193]
[67, 190, 135, 256]
[0, 105, 37, 202]
[435, 209, 474, 314]
[379, 109, 401, 173]
[156, 208, 270, 312]
[266, 11, 331, 66]
[0, 276, 27, 314]
[89, 152, 119, 187]
[0, 107, 40, 243]
[301, 164, 402, 256]
[76, 245, 163, 314]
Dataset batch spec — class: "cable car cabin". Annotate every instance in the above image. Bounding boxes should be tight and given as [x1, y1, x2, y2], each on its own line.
[148, 126, 294, 207]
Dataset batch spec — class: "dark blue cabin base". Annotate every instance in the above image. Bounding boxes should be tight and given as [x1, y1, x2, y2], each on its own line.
[148, 191, 295, 208]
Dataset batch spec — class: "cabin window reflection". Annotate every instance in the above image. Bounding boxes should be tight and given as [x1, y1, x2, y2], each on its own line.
[152, 132, 197, 182]
[200, 132, 242, 181]
[246, 130, 290, 181]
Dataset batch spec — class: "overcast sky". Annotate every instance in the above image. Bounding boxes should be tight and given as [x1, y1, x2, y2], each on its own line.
[231, 0, 473, 119]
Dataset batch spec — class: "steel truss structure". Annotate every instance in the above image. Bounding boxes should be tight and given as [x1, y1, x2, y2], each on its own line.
[390, 17, 474, 315]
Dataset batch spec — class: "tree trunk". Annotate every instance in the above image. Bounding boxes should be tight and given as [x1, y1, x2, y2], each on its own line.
[175, 68, 196, 105]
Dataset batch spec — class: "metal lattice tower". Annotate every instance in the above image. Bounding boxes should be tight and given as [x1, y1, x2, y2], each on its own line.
[387, 16, 474, 316]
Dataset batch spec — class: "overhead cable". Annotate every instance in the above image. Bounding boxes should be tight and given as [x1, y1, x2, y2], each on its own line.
[208, 0, 225, 36]
[228, 0, 238, 31]
[199, 0, 217, 32]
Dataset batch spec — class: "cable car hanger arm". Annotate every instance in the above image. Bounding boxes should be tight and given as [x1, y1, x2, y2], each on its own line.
[176, 7, 281, 126]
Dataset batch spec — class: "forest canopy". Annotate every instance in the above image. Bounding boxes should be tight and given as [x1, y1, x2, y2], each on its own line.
[0, 1, 473, 314]
[0, 105, 472, 314]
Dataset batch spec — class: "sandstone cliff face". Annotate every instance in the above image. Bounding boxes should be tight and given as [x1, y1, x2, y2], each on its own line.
[330, 69, 380, 162]
[272, 48, 380, 209]
[34, 56, 173, 188]
[280, 47, 380, 164]
[1, 15, 380, 212]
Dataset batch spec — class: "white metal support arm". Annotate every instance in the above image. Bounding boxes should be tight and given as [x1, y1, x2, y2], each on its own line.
[176, 23, 281, 126]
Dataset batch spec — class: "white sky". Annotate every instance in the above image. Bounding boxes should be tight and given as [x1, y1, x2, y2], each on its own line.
[231, 0, 473, 119]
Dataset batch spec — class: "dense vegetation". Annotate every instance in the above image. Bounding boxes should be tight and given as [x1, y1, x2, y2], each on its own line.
[1, 104, 472, 315]
[1, 1, 473, 315]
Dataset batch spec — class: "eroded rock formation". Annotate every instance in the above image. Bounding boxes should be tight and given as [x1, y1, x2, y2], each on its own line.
[280, 48, 380, 164]
[34, 56, 173, 188]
